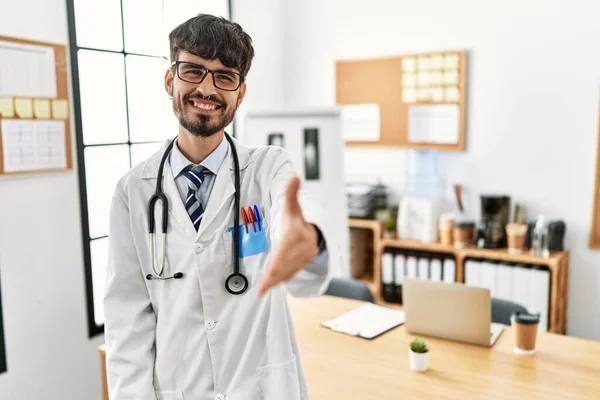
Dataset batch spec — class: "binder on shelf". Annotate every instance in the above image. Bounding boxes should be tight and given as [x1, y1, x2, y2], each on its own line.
[418, 256, 430, 280]
[442, 258, 456, 283]
[394, 253, 405, 303]
[528, 266, 550, 332]
[382, 252, 395, 302]
[430, 257, 443, 282]
[407, 254, 418, 279]
[465, 258, 481, 287]
[496, 262, 514, 302]
[512, 264, 531, 316]
[480, 260, 497, 298]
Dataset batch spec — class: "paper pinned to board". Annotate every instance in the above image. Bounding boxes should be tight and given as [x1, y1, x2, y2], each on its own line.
[33, 99, 51, 119]
[0, 97, 14, 117]
[408, 104, 460, 144]
[52, 99, 69, 119]
[1, 119, 67, 172]
[341, 104, 380, 142]
[14, 98, 33, 118]
[0, 40, 57, 98]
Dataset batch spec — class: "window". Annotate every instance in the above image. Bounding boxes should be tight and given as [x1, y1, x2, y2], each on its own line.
[66, 0, 232, 337]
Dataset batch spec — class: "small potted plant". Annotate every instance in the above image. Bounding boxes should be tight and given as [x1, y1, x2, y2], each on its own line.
[384, 215, 396, 239]
[409, 338, 429, 372]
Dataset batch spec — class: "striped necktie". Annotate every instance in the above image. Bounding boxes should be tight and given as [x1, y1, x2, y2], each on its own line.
[183, 165, 208, 231]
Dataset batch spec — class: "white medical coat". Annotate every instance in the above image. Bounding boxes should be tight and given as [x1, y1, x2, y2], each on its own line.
[104, 137, 335, 400]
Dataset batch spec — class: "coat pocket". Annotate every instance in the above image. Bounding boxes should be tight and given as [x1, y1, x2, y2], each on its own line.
[155, 390, 184, 400]
[256, 356, 302, 400]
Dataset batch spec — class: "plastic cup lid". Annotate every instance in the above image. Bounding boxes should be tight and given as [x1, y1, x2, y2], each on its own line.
[512, 311, 540, 325]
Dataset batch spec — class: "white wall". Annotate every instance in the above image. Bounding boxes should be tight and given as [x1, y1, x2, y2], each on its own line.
[281, 0, 600, 340]
[233, 0, 286, 107]
[0, 0, 104, 398]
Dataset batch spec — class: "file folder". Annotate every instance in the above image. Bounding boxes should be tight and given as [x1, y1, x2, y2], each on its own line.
[407, 255, 418, 279]
[321, 303, 406, 339]
[430, 258, 442, 282]
[418, 257, 430, 280]
[512, 264, 531, 315]
[496, 263, 513, 302]
[382, 252, 395, 302]
[528, 266, 550, 332]
[480, 261, 497, 298]
[465, 259, 481, 287]
[443, 258, 456, 283]
[394, 254, 405, 303]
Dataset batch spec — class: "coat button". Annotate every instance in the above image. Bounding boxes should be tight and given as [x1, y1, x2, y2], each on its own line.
[195, 243, 204, 253]
[215, 394, 225, 400]
[206, 319, 216, 330]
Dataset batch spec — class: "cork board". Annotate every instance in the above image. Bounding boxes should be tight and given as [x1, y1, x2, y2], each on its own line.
[0, 35, 73, 176]
[336, 50, 467, 151]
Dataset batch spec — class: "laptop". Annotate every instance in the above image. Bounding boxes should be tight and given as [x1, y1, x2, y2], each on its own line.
[403, 279, 504, 346]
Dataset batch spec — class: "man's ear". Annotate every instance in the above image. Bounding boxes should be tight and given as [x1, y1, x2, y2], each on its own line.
[164, 67, 174, 98]
[236, 82, 247, 109]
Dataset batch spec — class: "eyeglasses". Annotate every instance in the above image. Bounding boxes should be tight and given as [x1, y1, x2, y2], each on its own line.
[172, 61, 244, 91]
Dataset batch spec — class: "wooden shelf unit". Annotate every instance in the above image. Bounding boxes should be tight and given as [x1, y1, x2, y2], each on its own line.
[348, 219, 569, 334]
[348, 219, 383, 302]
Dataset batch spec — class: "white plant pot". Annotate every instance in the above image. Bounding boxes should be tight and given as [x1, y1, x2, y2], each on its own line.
[409, 350, 429, 372]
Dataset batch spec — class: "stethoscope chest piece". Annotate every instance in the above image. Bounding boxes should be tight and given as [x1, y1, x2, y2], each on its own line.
[225, 273, 248, 295]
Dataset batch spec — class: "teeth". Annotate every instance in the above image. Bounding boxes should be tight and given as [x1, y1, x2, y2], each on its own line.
[193, 101, 217, 110]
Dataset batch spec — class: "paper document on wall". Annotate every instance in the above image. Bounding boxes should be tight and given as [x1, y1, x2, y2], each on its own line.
[408, 104, 459, 144]
[1, 119, 67, 172]
[0, 41, 57, 98]
[341, 104, 380, 142]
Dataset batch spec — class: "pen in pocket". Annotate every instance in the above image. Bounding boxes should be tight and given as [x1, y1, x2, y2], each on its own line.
[253, 205, 262, 232]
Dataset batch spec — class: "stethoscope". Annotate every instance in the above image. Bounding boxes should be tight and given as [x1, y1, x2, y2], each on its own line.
[145, 132, 249, 295]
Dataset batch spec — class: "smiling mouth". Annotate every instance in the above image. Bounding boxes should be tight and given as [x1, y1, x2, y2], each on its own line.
[188, 99, 222, 113]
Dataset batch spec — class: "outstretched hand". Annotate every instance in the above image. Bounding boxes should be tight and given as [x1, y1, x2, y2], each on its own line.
[257, 177, 319, 295]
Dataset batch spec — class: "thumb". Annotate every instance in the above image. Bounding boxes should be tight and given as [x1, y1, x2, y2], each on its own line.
[284, 176, 302, 217]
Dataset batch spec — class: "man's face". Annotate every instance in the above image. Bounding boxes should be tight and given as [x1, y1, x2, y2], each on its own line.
[165, 51, 246, 137]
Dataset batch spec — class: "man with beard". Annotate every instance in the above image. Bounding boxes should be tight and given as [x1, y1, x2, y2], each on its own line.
[104, 14, 334, 400]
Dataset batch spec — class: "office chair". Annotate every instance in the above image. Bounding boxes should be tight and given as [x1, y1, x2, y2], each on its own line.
[325, 277, 374, 302]
[492, 298, 527, 325]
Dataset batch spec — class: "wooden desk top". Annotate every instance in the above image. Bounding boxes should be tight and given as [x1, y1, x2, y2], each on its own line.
[289, 295, 600, 399]
[98, 295, 599, 399]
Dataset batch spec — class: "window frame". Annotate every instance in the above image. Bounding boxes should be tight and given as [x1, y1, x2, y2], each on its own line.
[66, 0, 233, 338]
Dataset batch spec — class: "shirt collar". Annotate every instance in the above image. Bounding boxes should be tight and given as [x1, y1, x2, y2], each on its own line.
[170, 136, 229, 179]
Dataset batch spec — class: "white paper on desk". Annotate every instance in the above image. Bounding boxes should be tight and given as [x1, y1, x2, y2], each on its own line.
[341, 104, 380, 142]
[408, 104, 459, 144]
[1, 119, 66, 172]
[321, 303, 405, 339]
[0, 41, 57, 98]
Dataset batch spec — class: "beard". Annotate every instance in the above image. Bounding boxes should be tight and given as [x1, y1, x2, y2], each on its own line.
[173, 93, 235, 137]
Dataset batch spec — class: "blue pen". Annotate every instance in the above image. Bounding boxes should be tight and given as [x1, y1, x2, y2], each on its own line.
[253, 205, 262, 231]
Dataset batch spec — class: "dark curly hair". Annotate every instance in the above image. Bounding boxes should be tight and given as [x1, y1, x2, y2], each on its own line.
[169, 14, 254, 78]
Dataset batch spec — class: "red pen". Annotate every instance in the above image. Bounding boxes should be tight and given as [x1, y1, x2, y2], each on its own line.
[248, 207, 257, 232]
[241, 207, 249, 233]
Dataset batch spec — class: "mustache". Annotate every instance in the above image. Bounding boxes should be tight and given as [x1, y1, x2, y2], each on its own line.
[185, 93, 224, 107]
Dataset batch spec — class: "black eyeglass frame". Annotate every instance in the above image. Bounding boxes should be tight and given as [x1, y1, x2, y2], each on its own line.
[171, 61, 245, 91]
